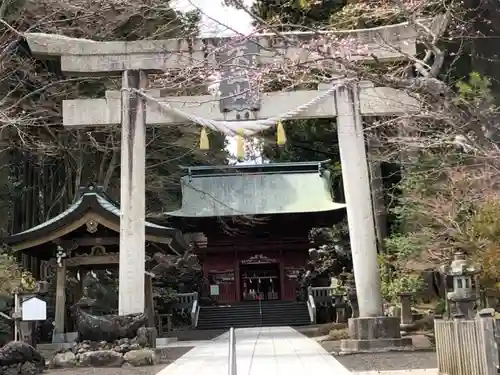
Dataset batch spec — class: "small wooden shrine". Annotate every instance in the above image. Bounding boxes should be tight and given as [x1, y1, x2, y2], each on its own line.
[3, 185, 189, 341]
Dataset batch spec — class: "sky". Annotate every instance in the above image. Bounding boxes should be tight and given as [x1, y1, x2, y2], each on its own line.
[173, 0, 263, 164]
[173, 0, 255, 37]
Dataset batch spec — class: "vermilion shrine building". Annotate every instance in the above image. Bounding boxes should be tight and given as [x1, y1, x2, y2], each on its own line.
[166, 161, 346, 304]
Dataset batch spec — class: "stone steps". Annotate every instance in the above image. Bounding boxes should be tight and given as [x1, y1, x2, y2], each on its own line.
[196, 301, 311, 330]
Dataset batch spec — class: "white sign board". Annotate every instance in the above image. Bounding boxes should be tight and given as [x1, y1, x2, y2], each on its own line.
[22, 297, 47, 321]
[210, 284, 220, 296]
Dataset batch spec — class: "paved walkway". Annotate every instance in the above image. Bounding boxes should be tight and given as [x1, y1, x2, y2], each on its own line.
[156, 326, 351, 375]
[353, 371, 437, 375]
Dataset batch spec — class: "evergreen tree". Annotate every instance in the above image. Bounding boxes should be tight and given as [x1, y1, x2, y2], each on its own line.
[251, 0, 345, 31]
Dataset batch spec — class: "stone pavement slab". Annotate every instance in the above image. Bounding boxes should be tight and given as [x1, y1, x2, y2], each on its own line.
[163, 340, 212, 347]
[156, 326, 351, 375]
[353, 370, 438, 375]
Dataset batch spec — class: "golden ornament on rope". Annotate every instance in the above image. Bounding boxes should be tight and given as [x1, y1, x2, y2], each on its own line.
[198, 121, 286, 153]
[235, 129, 245, 160]
[276, 120, 287, 146]
[199, 127, 210, 150]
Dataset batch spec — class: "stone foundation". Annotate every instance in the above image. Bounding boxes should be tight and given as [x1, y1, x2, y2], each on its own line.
[340, 316, 412, 353]
[49, 336, 158, 369]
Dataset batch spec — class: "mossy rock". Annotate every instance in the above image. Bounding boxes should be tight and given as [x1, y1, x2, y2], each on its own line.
[327, 328, 349, 341]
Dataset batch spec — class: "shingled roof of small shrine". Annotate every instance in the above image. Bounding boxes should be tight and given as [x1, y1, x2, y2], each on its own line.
[4, 185, 188, 253]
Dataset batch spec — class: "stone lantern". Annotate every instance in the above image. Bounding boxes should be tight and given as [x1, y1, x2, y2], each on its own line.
[439, 251, 481, 319]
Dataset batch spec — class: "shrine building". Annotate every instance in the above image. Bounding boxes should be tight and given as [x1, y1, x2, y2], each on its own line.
[3, 185, 188, 341]
[165, 160, 346, 328]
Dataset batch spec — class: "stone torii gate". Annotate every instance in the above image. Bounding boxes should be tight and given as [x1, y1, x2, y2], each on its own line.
[25, 17, 440, 350]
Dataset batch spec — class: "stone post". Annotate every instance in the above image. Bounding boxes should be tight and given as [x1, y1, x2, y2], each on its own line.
[167, 314, 172, 332]
[333, 294, 347, 323]
[336, 83, 411, 352]
[479, 288, 487, 309]
[347, 279, 359, 318]
[485, 289, 498, 310]
[400, 292, 414, 327]
[137, 326, 157, 349]
[119, 70, 147, 316]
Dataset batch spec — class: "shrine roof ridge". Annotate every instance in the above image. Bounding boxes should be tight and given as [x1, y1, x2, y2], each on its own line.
[179, 160, 331, 178]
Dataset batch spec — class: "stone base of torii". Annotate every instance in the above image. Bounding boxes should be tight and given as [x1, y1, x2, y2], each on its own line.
[22, 17, 446, 351]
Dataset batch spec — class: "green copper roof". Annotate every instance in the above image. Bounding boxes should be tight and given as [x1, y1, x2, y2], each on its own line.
[167, 162, 346, 217]
[5, 186, 189, 254]
[17, 191, 166, 235]
[18, 195, 85, 235]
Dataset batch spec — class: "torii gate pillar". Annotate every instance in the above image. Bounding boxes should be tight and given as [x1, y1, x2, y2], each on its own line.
[119, 70, 147, 316]
[335, 83, 412, 352]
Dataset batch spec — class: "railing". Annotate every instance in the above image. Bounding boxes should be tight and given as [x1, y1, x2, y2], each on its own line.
[174, 292, 199, 328]
[306, 287, 317, 324]
[258, 298, 262, 326]
[0, 311, 12, 321]
[434, 313, 498, 375]
[307, 293, 317, 324]
[176, 292, 197, 306]
[191, 296, 200, 328]
[309, 286, 336, 305]
[228, 327, 237, 375]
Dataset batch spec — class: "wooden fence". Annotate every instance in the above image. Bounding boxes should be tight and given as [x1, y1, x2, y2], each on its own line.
[434, 316, 498, 375]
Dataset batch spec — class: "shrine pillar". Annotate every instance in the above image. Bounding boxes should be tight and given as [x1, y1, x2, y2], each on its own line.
[53, 259, 67, 340]
[144, 273, 155, 328]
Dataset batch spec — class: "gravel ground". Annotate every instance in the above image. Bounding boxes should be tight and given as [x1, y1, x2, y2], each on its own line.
[334, 351, 437, 372]
[45, 364, 168, 375]
[44, 346, 193, 375]
[319, 335, 437, 372]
